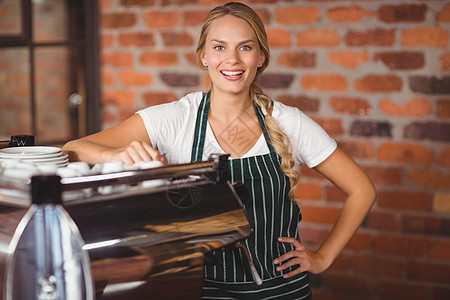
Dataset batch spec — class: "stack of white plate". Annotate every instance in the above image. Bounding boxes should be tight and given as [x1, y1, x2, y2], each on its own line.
[0, 146, 68, 168]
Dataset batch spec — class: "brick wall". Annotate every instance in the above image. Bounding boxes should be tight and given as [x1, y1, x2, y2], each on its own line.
[99, 1, 450, 299]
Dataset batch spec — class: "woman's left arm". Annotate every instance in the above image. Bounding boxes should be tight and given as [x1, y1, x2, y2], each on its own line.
[275, 146, 376, 276]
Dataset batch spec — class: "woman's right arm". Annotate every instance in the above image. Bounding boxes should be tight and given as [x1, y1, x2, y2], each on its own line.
[62, 114, 167, 165]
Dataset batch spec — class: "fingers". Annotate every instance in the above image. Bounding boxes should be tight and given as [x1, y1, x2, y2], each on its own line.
[113, 141, 167, 164]
[274, 237, 311, 278]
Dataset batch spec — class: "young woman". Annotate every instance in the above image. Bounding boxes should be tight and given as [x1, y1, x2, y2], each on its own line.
[63, 2, 376, 299]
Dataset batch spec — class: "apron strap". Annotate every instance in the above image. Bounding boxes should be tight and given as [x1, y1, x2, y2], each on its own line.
[253, 102, 276, 154]
[191, 91, 276, 162]
[191, 91, 210, 162]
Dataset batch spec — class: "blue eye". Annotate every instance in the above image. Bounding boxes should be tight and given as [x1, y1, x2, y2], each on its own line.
[214, 46, 225, 51]
[241, 46, 251, 50]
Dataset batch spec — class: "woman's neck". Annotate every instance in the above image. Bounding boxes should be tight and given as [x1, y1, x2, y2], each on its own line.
[209, 90, 253, 121]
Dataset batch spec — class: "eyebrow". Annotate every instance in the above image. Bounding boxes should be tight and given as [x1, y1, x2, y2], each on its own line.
[210, 39, 256, 45]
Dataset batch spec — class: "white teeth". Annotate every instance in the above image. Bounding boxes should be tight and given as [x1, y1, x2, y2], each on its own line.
[221, 70, 244, 76]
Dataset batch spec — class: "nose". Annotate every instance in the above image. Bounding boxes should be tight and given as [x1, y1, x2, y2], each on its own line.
[225, 49, 240, 65]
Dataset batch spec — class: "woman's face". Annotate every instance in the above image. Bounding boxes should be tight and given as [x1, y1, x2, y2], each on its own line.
[201, 14, 266, 97]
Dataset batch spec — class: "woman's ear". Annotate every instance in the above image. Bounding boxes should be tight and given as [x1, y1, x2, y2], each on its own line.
[259, 52, 266, 67]
[200, 52, 207, 67]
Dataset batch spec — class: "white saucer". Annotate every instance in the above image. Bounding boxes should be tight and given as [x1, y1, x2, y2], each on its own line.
[0, 146, 62, 158]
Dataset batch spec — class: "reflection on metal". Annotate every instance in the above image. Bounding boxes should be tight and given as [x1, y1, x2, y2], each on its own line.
[0, 154, 251, 299]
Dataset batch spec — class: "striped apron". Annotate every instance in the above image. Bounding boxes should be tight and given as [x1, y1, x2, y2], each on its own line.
[191, 93, 311, 299]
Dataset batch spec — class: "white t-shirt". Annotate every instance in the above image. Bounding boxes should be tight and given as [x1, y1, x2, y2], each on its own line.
[137, 92, 337, 168]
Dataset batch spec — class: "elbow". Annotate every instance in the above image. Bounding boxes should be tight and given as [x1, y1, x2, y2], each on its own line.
[366, 179, 377, 208]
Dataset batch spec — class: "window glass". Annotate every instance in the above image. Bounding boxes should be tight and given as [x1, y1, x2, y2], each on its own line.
[33, 0, 69, 43]
[0, 48, 31, 140]
[34, 47, 72, 143]
[0, 0, 22, 36]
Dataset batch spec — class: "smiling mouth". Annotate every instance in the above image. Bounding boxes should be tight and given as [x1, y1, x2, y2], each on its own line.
[220, 70, 244, 77]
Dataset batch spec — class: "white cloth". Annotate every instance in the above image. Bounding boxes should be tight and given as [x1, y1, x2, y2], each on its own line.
[137, 92, 337, 168]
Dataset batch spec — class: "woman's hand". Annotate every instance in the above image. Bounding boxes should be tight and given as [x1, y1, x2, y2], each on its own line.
[273, 237, 329, 277]
[103, 141, 168, 165]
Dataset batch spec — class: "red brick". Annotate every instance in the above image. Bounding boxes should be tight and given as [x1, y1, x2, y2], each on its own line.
[161, 0, 196, 5]
[298, 225, 326, 245]
[142, 92, 178, 107]
[277, 52, 315, 68]
[376, 234, 431, 258]
[300, 205, 342, 225]
[409, 75, 450, 94]
[301, 74, 347, 92]
[305, 290, 344, 300]
[299, 165, 325, 180]
[375, 51, 425, 70]
[99, 0, 113, 9]
[119, 108, 135, 122]
[117, 71, 153, 86]
[401, 27, 448, 47]
[377, 142, 433, 164]
[437, 3, 450, 22]
[120, 0, 155, 6]
[328, 96, 371, 115]
[160, 72, 199, 87]
[254, 8, 271, 25]
[408, 168, 450, 190]
[437, 147, 450, 167]
[118, 32, 155, 47]
[325, 185, 346, 203]
[327, 5, 374, 23]
[183, 10, 209, 26]
[437, 98, 450, 118]
[377, 189, 433, 212]
[101, 34, 115, 47]
[200, 0, 230, 6]
[143, 11, 178, 28]
[404, 121, 450, 142]
[276, 94, 320, 113]
[377, 280, 432, 300]
[433, 239, 450, 260]
[354, 74, 403, 92]
[101, 52, 133, 67]
[183, 52, 197, 66]
[346, 28, 395, 46]
[351, 252, 405, 278]
[101, 12, 136, 28]
[322, 272, 372, 297]
[330, 253, 350, 270]
[295, 182, 322, 200]
[140, 51, 178, 66]
[312, 118, 344, 136]
[379, 97, 432, 117]
[345, 231, 374, 251]
[378, 4, 427, 23]
[162, 31, 194, 47]
[259, 73, 294, 89]
[267, 29, 291, 47]
[433, 286, 450, 300]
[367, 210, 401, 231]
[402, 214, 443, 235]
[276, 6, 319, 25]
[364, 165, 403, 185]
[328, 50, 369, 69]
[408, 260, 450, 284]
[101, 70, 114, 86]
[102, 90, 136, 107]
[297, 29, 340, 47]
[337, 140, 374, 159]
[439, 52, 450, 71]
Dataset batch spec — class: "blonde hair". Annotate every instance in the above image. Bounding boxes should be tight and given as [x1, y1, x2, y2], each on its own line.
[195, 2, 299, 200]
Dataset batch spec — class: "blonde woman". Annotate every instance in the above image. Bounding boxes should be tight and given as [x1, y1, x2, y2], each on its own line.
[63, 2, 376, 299]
